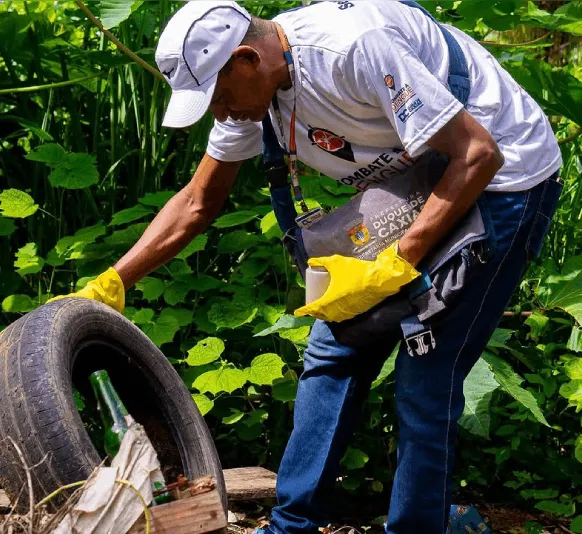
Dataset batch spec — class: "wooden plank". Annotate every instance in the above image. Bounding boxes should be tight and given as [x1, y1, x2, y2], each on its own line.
[129, 487, 227, 534]
[223, 467, 277, 501]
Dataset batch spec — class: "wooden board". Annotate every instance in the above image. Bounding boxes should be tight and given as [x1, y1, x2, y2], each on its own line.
[224, 467, 277, 501]
[129, 487, 227, 534]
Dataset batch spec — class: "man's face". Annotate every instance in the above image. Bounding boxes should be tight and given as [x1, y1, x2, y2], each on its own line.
[209, 51, 274, 123]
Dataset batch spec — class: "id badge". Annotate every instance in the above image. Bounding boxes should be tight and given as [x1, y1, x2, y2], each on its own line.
[296, 208, 324, 229]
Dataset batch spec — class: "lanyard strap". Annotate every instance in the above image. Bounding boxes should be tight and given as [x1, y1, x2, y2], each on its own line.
[274, 24, 308, 214]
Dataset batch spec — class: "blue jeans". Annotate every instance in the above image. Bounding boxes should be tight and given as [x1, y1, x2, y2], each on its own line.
[267, 174, 562, 534]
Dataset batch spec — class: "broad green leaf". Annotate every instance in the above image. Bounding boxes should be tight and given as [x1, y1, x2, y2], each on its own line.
[2, 115, 54, 141]
[25, 143, 65, 165]
[560, 380, 582, 412]
[209, 297, 259, 330]
[105, 223, 148, 246]
[135, 277, 165, 301]
[110, 205, 153, 226]
[217, 230, 260, 254]
[54, 223, 107, 260]
[164, 281, 190, 306]
[371, 343, 399, 389]
[246, 353, 285, 385]
[487, 328, 514, 349]
[575, 435, 582, 464]
[222, 409, 245, 425]
[261, 304, 285, 326]
[192, 394, 214, 416]
[278, 326, 311, 345]
[538, 255, 582, 323]
[272, 376, 298, 402]
[0, 216, 16, 236]
[239, 258, 269, 278]
[525, 311, 549, 340]
[132, 308, 154, 324]
[520, 488, 560, 500]
[141, 314, 180, 347]
[190, 275, 222, 293]
[254, 315, 315, 337]
[14, 242, 44, 276]
[459, 357, 500, 439]
[160, 308, 193, 328]
[260, 210, 283, 240]
[2, 294, 35, 313]
[0, 189, 38, 218]
[571, 516, 582, 534]
[342, 446, 369, 470]
[187, 337, 225, 366]
[213, 210, 257, 229]
[482, 352, 549, 426]
[535, 500, 576, 517]
[138, 191, 175, 208]
[176, 235, 208, 260]
[193, 366, 248, 395]
[98, 0, 144, 29]
[565, 359, 582, 380]
[568, 327, 582, 353]
[48, 153, 99, 189]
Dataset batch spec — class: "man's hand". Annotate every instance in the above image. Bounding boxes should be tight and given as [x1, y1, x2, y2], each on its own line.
[47, 268, 125, 313]
[397, 110, 504, 267]
[294, 242, 420, 322]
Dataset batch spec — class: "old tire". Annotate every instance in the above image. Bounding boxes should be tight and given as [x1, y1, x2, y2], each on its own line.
[0, 298, 226, 511]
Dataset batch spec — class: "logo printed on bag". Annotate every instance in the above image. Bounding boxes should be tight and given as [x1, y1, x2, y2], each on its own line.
[347, 222, 371, 247]
[384, 74, 395, 90]
[308, 126, 356, 162]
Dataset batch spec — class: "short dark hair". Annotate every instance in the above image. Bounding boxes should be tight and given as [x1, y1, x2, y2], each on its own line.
[220, 16, 272, 75]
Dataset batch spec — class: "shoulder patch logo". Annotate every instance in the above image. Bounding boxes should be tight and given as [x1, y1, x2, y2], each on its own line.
[308, 126, 356, 162]
[384, 74, 395, 90]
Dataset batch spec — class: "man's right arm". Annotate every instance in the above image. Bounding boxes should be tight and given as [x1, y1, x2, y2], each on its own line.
[114, 153, 242, 289]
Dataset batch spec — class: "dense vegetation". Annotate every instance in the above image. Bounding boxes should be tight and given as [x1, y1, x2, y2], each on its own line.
[1, 0, 582, 530]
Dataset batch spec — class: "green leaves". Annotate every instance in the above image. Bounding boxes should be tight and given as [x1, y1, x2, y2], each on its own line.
[0, 189, 38, 218]
[192, 394, 214, 416]
[483, 352, 549, 426]
[14, 243, 44, 276]
[176, 235, 208, 260]
[0, 216, 16, 236]
[217, 231, 260, 254]
[187, 338, 225, 366]
[246, 353, 285, 385]
[342, 446, 369, 470]
[213, 210, 257, 229]
[26, 144, 99, 189]
[459, 358, 500, 439]
[110, 205, 154, 227]
[2, 294, 36, 313]
[139, 310, 181, 347]
[138, 191, 174, 208]
[538, 254, 582, 323]
[254, 315, 315, 337]
[135, 277, 165, 301]
[209, 295, 259, 330]
[97, 0, 144, 29]
[193, 366, 248, 395]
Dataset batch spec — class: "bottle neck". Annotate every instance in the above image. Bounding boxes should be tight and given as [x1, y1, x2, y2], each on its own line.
[90, 370, 129, 434]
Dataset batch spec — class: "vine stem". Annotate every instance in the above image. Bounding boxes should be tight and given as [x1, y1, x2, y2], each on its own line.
[0, 74, 104, 94]
[479, 31, 553, 47]
[75, 0, 166, 83]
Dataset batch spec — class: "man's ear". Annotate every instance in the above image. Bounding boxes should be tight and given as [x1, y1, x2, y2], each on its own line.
[231, 45, 261, 69]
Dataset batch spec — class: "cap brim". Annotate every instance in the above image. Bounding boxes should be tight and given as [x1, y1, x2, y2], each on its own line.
[162, 75, 217, 128]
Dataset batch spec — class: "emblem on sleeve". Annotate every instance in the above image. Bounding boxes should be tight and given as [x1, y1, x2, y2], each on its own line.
[308, 126, 356, 162]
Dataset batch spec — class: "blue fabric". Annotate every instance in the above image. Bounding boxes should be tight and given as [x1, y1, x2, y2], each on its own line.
[447, 505, 490, 533]
[265, 174, 562, 534]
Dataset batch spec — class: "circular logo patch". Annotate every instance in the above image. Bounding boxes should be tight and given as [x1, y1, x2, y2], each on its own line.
[384, 74, 395, 89]
[311, 129, 345, 152]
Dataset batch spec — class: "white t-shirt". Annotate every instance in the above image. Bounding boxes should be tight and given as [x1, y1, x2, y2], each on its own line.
[206, 0, 562, 192]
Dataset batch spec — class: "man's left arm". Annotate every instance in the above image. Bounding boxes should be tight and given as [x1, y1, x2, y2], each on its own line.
[397, 109, 505, 267]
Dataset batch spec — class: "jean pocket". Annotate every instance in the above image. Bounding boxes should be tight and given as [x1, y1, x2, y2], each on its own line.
[526, 177, 563, 260]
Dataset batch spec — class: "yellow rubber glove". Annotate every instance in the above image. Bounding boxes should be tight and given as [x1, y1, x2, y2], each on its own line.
[294, 242, 420, 323]
[47, 267, 125, 314]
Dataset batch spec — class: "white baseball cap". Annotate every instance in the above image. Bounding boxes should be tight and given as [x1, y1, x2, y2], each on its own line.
[156, 1, 252, 128]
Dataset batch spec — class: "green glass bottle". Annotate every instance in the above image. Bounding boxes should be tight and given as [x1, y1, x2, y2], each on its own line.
[89, 370, 173, 506]
[89, 369, 129, 458]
